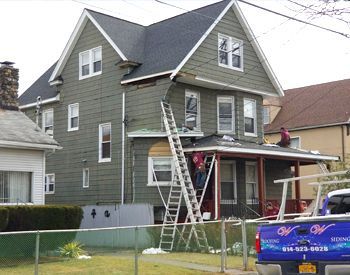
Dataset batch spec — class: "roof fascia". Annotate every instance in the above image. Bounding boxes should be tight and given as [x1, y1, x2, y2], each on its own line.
[266, 121, 350, 134]
[121, 70, 173, 85]
[49, 10, 128, 83]
[232, 1, 284, 97]
[170, 0, 235, 80]
[183, 145, 339, 161]
[19, 94, 60, 110]
[0, 140, 62, 150]
[127, 131, 204, 138]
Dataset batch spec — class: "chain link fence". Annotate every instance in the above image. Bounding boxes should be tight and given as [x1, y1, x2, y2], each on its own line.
[0, 219, 261, 274]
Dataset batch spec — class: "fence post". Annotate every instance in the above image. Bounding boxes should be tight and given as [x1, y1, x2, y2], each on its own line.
[220, 218, 226, 272]
[34, 231, 40, 275]
[241, 219, 248, 271]
[134, 226, 139, 275]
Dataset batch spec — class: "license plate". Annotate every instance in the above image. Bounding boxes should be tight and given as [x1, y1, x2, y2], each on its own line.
[299, 263, 316, 273]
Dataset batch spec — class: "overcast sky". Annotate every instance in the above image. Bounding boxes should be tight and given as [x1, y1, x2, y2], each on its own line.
[1, 0, 350, 95]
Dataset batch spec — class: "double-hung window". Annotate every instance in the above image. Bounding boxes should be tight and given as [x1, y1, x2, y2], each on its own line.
[68, 103, 79, 131]
[42, 109, 54, 137]
[0, 171, 32, 203]
[244, 98, 257, 136]
[220, 161, 237, 204]
[218, 34, 243, 71]
[148, 157, 174, 186]
[99, 123, 111, 162]
[185, 90, 200, 130]
[217, 96, 235, 133]
[83, 168, 89, 188]
[245, 162, 258, 204]
[79, 46, 102, 79]
[45, 174, 55, 194]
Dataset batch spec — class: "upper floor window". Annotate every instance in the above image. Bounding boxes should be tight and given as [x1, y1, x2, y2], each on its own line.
[218, 34, 243, 71]
[148, 157, 174, 186]
[42, 109, 54, 137]
[244, 98, 257, 136]
[290, 136, 301, 148]
[79, 46, 102, 80]
[99, 123, 111, 162]
[217, 96, 235, 133]
[263, 106, 270, 125]
[45, 173, 55, 194]
[68, 103, 79, 131]
[185, 90, 200, 130]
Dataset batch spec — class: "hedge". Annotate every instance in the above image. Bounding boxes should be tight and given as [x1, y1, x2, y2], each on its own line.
[0, 207, 9, 231]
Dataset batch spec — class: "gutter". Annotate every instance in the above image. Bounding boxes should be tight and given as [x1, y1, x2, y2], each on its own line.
[19, 94, 60, 110]
[0, 140, 61, 150]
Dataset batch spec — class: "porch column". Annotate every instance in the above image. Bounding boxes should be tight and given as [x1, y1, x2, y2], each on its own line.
[294, 161, 301, 213]
[257, 157, 265, 216]
[216, 153, 221, 219]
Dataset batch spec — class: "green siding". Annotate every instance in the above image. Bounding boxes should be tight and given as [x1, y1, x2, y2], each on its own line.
[181, 7, 278, 96]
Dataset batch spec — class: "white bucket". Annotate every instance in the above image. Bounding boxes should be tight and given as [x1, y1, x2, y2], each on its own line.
[203, 212, 211, 220]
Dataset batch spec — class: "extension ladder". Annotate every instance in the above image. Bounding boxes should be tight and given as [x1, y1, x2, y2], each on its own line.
[159, 100, 208, 252]
[177, 153, 215, 251]
[317, 161, 329, 174]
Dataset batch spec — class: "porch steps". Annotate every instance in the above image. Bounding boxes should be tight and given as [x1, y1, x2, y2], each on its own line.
[159, 100, 208, 252]
[177, 153, 216, 251]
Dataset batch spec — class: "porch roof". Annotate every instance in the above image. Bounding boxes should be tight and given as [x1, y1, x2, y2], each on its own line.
[182, 135, 339, 163]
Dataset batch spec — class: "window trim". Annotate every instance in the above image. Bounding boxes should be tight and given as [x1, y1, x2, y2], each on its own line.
[79, 46, 102, 80]
[290, 136, 301, 149]
[42, 108, 54, 137]
[245, 161, 258, 204]
[244, 98, 257, 137]
[68, 103, 79, 132]
[220, 160, 237, 205]
[147, 156, 174, 186]
[218, 33, 244, 71]
[185, 90, 200, 130]
[99, 122, 112, 163]
[45, 173, 55, 195]
[83, 168, 89, 188]
[217, 96, 235, 134]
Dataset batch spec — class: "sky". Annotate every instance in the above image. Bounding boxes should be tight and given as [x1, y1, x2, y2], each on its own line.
[1, 0, 350, 95]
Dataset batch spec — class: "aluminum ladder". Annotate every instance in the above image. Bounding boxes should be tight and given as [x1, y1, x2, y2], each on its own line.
[159, 100, 208, 251]
[317, 161, 329, 174]
[177, 153, 215, 251]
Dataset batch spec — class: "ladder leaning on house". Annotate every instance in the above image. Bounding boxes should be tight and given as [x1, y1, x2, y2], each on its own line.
[159, 100, 209, 252]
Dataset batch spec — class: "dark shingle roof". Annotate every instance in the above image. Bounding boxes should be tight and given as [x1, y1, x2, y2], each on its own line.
[265, 79, 350, 133]
[19, 63, 58, 106]
[0, 109, 59, 148]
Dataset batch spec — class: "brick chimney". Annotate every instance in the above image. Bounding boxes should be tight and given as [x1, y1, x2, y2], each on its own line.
[0, 61, 19, 111]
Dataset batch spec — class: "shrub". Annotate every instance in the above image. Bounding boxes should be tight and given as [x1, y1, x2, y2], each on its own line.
[0, 207, 9, 231]
[59, 241, 86, 258]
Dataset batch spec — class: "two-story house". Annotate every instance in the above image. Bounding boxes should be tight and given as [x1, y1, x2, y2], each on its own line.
[19, 0, 337, 221]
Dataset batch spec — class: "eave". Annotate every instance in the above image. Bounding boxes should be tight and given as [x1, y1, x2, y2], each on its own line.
[0, 140, 62, 151]
[19, 94, 60, 110]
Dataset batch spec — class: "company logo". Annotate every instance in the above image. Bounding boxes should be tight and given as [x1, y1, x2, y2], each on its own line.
[277, 226, 300, 236]
[310, 224, 335, 235]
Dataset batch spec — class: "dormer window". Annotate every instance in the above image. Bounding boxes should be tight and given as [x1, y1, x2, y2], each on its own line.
[218, 34, 243, 71]
[79, 46, 102, 79]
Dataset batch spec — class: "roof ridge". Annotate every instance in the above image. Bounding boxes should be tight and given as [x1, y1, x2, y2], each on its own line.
[286, 77, 350, 91]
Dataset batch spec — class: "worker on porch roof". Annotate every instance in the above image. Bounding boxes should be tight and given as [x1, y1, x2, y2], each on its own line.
[277, 127, 291, 148]
[192, 151, 206, 189]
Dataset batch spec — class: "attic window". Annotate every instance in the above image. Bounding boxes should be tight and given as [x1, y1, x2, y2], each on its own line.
[79, 46, 102, 80]
[218, 34, 243, 71]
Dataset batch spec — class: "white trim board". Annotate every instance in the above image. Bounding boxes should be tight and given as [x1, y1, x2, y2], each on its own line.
[127, 131, 204, 138]
[121, 70, 173, 85]
[49, 9, 127, 84]
[0, 140, 61, 150]
[19, 94, 61, 110]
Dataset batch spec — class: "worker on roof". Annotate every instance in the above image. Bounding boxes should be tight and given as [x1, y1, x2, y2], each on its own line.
[277, 127, 291, 148]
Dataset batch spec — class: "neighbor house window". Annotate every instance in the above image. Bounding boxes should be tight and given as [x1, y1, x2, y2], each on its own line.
[68, 103, 79, 131]
[244, 98, 257, 136]
[83, 168, 89, 188]
[218, 34, 243, 70]
[220, 161, 237, 204]
[0, 171, 32, 203]
[45, 174, 55, 194]
[290, 136, 301, 148]
[217, 96, 235, 133]
[185, 90, 200, 130]
[263, 107, 270, 125]
[79, 46, 102, 79]
[42, 109, 54, 137]
[148, 157, 174, 186]
[99, 123, 111, 162]
[246, 162, 258, 204]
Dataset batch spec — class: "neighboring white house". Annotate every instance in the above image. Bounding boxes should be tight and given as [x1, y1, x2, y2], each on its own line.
[0, 61, 60, 204]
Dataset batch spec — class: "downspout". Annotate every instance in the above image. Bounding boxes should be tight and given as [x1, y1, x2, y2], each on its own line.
[121, 91, 125, 204]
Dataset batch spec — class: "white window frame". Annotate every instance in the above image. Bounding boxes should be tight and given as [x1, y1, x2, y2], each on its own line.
[220, 160, 237, 205]
[217, 96, 235, 134]
[263, 106, 270, 125]
[245, 161, 258, 204]
[45, 174, 55, 194]
[148, 157, 175, 186]
[185, 90, 200, 130]
[79, 46, 102, 80]
[83, 168, 89, 188]
[244, 98, 257, 137]
[99, 123, 111, 163]
[68, 103, 79, 131]
[218, 33, 244, 71]
[42, 108, 54, 137]
[290, 136, 301, 149]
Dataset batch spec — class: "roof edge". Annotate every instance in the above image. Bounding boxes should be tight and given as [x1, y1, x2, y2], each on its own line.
[0, 140, 61, 150]
[19, 94, 60, 110]
[265, 121, 350, 134]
